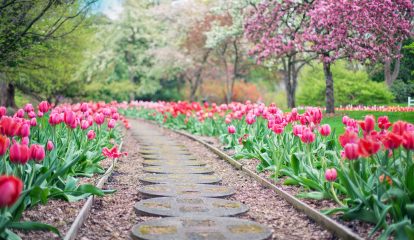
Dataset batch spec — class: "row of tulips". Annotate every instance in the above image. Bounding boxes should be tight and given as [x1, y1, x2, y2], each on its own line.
[122, 100, 414, 240]
[0, 101, 128, 239]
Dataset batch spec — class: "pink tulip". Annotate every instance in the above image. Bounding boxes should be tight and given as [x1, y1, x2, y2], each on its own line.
[319, 124, 331, 136]
[87, 130, 96, 140]
[47, 140, 54, 151]
[108, 119, 116, 129]
[80, 120, 89, 130]
[64, 111, 76, 126]
[15, 109, 24, 118]
[30, 118, 37, 127]
[94, 113, 105, 125]
[19, 124, 30, 138]
[300, 128, 315, 144]
[325, 168, 337, 182]
[24, 104, 34, 113]
[80, 103, 89, 112]
[344, 143, 359, 160]
[21, 137, 29, 145]
[0, 107, 6, 117]
[38, 101, 50, 113]
[9, 143, 30, 164]
[30, 144, 45, 163]
[228, 125, 236, 134]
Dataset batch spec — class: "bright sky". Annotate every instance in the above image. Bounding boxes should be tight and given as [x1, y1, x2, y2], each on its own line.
[99, 0, 124, 20]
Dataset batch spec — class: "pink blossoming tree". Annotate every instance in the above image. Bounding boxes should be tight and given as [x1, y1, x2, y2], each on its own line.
[245, 0, 413, 113]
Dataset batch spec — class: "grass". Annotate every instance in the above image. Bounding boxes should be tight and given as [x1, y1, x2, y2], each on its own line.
[322, 110, 414, 135]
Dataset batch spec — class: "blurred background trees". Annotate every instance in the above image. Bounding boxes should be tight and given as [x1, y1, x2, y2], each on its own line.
[0, 0, 413, 110]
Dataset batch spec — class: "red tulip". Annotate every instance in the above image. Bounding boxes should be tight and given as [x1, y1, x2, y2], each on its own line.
[344, 143, 359, 160]
[102, 146, 127, 159]
[30, 144, 45, 163]
[228, 125, 236, 134]
[9, 143, 30, 164]
[272, 124, 284, 134]
[338, 131, 359, 147]
[0, 175, 23, 208]
[38, 101, 50, 113]
[403, 132, 414, 150]
[0, 117, 21, 137]
[87, 130, 96, 140]
[392, 121, 407, 136]
[382, 132, 403, 150]
[378, 116, 391, 130]
[358, 138, 381, 157]
[325, 168, 337, 182]
[0, 134, 10, 156]
[319, 124, 331, 136]
[47, 140, 54, 151]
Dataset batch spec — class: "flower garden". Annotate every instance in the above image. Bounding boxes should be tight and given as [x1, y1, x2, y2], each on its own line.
[121, 101, 414, 239]
[0, 102, 128, 239]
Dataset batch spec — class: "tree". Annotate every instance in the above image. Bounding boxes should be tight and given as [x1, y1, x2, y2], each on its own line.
[304, 0, 413, 113]
[245, 0, 314, 108]
[0, 0, 98, 107]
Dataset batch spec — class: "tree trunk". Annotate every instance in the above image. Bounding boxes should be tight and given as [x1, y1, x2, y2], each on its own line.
[189, 50, 210, 102]
[0, 73, 16, 108]
[384, 42, 402, 87]
[323, 61, 335, 114]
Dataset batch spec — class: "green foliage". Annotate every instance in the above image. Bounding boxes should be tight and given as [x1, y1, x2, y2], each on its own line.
[390, 80, 414, 103]
[298, 61, 394, 106]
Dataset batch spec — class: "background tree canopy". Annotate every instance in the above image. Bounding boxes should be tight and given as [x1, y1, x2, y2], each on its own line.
[0, 0, 412, 110]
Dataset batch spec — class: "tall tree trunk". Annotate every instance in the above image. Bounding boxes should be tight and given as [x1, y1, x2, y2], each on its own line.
[189, 50, 210, 102]
[323, 61, 335, 114]
[384, 42, 402, 87]
[0, 73, 16, 108]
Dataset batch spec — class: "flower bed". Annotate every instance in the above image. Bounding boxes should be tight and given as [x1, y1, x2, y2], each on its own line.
[0, 101, 128, 239]
[122, 100, 414, 240]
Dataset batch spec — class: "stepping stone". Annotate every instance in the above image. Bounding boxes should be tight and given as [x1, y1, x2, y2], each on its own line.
[140, 151, 192, 156]
[139, 174, 222, 184]
[143, 160, 206, 166]
[130, 216, 272, 240]
[138, 184, 235, 198]
[135, 197, 249, 217]
[142, 155, 196, 160]
[143, 166, 213, 174]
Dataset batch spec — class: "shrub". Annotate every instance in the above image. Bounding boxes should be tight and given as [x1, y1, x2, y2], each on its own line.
[297, 61, 394, 106]
[390, 79, 414, 103]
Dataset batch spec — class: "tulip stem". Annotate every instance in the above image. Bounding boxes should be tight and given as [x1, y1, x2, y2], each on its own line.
[330, 183, 345, 207]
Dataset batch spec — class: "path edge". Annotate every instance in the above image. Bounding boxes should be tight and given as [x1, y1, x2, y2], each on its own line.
[63, 142, 124, 240]
[170, 128, 363, 240]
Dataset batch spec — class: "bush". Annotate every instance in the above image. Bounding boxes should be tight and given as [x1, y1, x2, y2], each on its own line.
[390, 79, 414, 103]
[297, 61, 394, 106]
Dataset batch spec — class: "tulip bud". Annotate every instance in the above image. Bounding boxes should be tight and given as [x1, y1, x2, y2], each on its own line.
[24, 104, 34, 113]
[80, 103, 89, 113]
[47, 140, 54, 151]
[94, 113, 105, 125]
[87, 130, 96, 140]
[325, 168, 337, 182]
[27, 111, 36, 119]
[227, 125, 236, 134]
[319, 124, 331, 137]
[80, 120, 89, 130]
[30, 118, 37, 127]
[37, 111, 44, 117]
[64, 111, 76, 126]
[0, 175, 23, 208]
[300, 128, 315, 144]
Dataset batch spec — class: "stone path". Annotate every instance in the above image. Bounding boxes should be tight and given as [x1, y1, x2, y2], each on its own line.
[130, 124, 272, 240]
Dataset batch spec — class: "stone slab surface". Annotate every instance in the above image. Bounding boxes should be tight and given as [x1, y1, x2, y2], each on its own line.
[135, 197, 249, 217]
[143, 166, 213, 174]
[130, 217, 272, 240]
[139, 174, 222, 184]
[142, 155, 197, 160]
[143, 160, 206, 166]
[138, 184, 235, 198]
